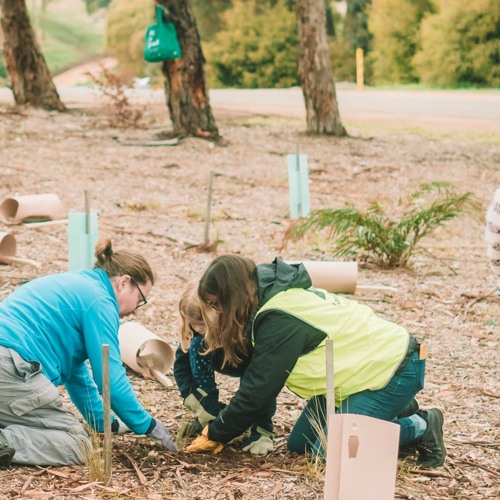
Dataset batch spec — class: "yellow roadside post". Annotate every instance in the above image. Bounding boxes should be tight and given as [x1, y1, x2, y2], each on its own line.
[356, 48, 364, 90]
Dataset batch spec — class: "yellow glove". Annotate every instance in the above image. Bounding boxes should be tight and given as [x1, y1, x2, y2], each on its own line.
[185, 425, 224, 454]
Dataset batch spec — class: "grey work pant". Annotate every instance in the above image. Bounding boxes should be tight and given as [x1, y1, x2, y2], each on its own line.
[0, 346, 91, 465]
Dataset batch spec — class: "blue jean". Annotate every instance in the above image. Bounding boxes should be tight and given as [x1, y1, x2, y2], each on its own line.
[287, 352, 426, 456]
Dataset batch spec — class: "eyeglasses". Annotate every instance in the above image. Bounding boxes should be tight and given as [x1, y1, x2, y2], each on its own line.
[130, 276, 147, 309]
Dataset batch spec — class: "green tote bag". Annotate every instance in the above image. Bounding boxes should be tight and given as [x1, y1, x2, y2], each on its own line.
[144, 6, 182, 62]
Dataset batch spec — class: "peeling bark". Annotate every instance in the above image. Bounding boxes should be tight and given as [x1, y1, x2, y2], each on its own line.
[296, 0, 345, 136]
[159, 0, 219, 140]
[0, 0, 65, 111]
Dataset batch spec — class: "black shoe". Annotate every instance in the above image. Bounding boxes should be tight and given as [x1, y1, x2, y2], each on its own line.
[398, 398, 420, 419]
[0, 434, 15, 468]
[416, 408, 446, 468]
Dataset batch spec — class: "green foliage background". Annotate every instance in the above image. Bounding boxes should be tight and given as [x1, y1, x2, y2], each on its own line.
[105, 0, 154, 78]
[413, 0, 500, 87]
[368, 0, 435, 84]
[204, 0, 298, 88]
[2, 0, 496, 88]
[0, 0, 103, 80]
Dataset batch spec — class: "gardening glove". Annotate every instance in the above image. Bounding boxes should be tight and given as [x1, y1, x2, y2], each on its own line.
[241, 426, 274, 456]
[111, 417, 132, 434]
[184, 388, 223, 427]
[177, 418, 203, 447]
[147, 418, 178, 452]
[185, 425, 224, 454]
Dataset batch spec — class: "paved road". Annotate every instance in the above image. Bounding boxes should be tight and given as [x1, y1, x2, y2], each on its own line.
[208, 87, 500, 131]
[1, 85, 498, 132]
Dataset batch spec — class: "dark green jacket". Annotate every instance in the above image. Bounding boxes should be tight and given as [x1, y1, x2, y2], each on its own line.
[208, 259, 325, 443]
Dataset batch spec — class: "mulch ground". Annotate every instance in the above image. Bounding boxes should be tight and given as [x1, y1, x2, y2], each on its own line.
[0, 90, 499, 499]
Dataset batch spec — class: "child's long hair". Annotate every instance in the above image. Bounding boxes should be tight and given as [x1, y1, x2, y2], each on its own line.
[198, 255, 258, 367]
[178, 279, 203, 352]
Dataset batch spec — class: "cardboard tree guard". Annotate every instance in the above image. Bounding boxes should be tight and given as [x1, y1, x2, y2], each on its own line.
[324, 414, 400, 500]
[0, 231, 40, 267]
[0, 193, 65, 224]
[118, 321, 174, 387]
[286, 260, 358, 294]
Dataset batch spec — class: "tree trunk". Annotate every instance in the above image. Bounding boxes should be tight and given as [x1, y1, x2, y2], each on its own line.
[158, 0, 219, 140]
[296, 0, 345, 136]
[0, 0, 65, 111]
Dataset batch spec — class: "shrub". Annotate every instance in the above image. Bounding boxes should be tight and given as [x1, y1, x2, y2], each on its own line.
[284, 182, 476, 268]
[204, 0, 298, 88]
[413, 0, 500, 87]
[87, 65, 143, 128]
[368, 0, 435, 84]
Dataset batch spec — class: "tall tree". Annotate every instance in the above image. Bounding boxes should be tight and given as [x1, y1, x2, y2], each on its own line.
[157, 0, 219, 140]
[0, 0, 65, 110]
[296, 0, 345, 136]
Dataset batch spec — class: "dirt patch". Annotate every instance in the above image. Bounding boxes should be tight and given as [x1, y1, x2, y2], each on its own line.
[0, 95, 499, 499]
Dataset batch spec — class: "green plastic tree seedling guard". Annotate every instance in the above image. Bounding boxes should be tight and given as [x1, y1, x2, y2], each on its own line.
[68, 191, 98, 271]
[287, 145, 310, 219]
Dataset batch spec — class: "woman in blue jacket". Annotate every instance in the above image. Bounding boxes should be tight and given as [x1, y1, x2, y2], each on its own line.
[0, 238, 176, 467]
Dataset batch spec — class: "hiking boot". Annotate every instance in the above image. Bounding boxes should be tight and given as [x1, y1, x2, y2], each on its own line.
[0, 433, 15, 468]
[416, 408, 446, 468]
[397, 398, 420, 419]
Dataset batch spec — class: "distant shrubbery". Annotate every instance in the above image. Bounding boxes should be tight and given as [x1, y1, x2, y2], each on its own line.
[413, 0, 500, 87]
[204, 0, 298, 88]
[105, 0, 153, 77]
[104, 0, 499, 89]
[368, 0, 435, 84]
[368, 0, 499, 87]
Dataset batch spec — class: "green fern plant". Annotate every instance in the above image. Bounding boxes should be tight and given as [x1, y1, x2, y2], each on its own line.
[284, 182, 476, 268]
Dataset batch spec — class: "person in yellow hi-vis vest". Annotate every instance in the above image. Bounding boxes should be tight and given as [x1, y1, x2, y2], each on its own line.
[185, 255, 446, 469]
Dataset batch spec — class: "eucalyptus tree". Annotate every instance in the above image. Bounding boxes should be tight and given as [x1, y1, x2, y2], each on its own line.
[0, 0, 65, 110]
[157, 0, 220, 140]
[296, 0, 346, 135]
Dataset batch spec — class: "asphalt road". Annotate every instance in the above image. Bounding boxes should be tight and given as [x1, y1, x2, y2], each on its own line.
[208, 86, 500, 131]
[1, 84, 498, 132]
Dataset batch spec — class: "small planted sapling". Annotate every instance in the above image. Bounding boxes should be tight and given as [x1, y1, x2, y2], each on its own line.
[284, 182, 477, 268]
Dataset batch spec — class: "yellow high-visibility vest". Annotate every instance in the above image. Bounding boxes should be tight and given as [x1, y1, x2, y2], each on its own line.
[253, 288, 409, 406]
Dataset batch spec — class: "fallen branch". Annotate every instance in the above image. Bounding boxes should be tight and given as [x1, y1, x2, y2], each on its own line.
[407, 468, 450, 478]
[451, 438, 500, 448]
[20, 476, 33, 495]
[457, 458, 500, 478]
[112, 136, 179, 147]
[463, 288, 498, 309]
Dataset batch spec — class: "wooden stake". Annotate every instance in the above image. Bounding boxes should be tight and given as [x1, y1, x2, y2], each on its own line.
[295, 144, 302, 216]
[325, 339, 335, 425]
[356, 284, 398, 293]
[204, 171, 214, 245]
[102, 344, 112, 485]
[84, 190, 90, 235]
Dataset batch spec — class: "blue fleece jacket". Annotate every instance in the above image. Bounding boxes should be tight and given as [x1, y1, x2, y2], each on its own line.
[0, 268, 154, 434]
